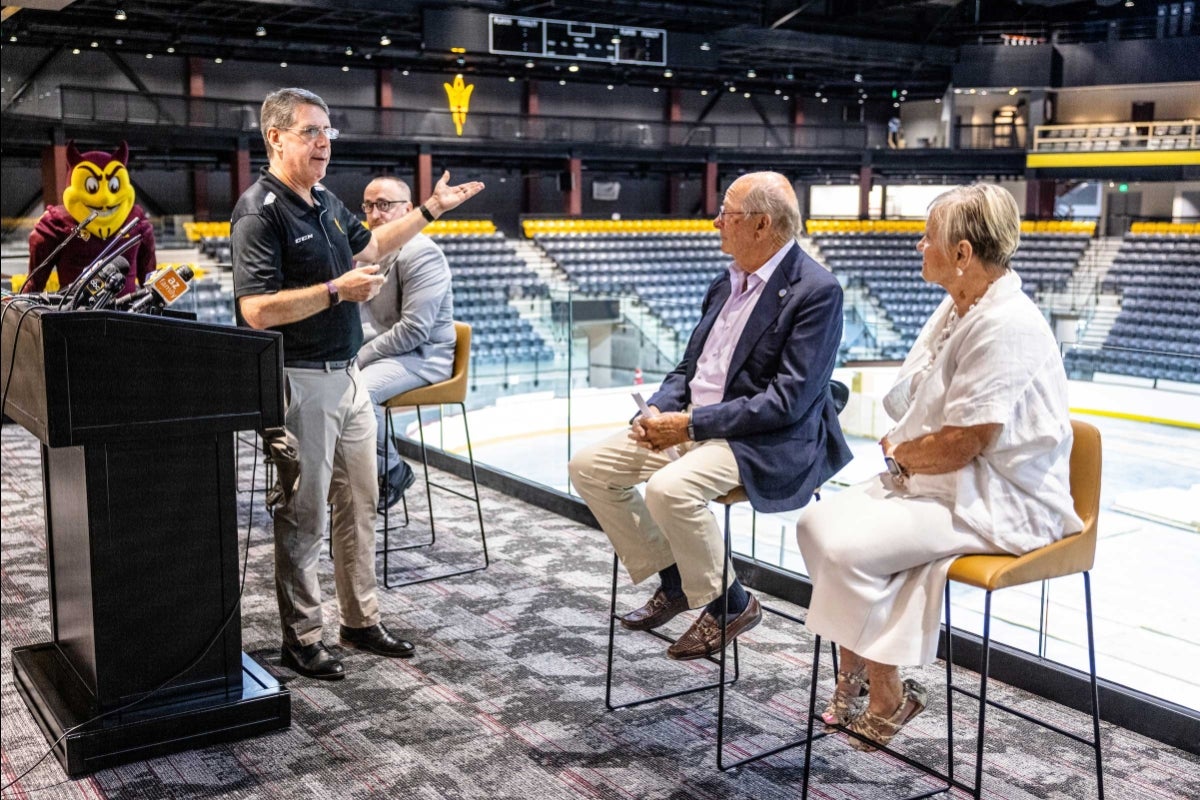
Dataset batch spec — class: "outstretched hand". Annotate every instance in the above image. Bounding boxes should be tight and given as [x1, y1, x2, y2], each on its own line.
[429, 170, 485, 217]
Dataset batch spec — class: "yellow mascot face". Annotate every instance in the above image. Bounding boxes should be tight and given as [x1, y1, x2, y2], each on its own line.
[62, 141, 136, 239]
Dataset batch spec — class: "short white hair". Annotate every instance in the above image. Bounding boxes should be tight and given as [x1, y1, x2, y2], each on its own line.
[733, 171, 801, 246]
[927, 183, 1021, 274]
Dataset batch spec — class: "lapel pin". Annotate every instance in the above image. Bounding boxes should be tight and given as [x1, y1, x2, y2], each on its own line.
[778, 289, 787, 298]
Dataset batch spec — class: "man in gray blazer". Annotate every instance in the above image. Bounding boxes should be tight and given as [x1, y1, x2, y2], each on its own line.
[357, 176, 456, 512]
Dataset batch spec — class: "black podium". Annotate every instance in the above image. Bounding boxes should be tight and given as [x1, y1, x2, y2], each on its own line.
[1, 300, 291, 777]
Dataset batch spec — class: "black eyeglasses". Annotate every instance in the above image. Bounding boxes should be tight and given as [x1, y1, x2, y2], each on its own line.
[717, 205, 762, 220]
[361, 199, 410, 213]
[280, 125, 340, 141]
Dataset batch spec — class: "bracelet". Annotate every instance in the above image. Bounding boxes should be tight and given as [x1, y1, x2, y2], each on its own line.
[418, 203, 437, 223]
[324, 280, 340, 306]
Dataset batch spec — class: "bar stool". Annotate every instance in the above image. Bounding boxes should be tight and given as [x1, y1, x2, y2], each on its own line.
[801, 419, 1104, 799]
[944, 419, 1104, 799]
[378, 321, 488, 588]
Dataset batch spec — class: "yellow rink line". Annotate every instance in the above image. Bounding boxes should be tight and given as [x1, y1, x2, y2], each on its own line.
[1070, 407, 1200, 430]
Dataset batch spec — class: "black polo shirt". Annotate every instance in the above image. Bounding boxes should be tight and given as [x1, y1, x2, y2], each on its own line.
[232, 167, 373, 363]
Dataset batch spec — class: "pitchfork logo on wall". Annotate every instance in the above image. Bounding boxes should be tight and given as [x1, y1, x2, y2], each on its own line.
[444, 74, 475, 136]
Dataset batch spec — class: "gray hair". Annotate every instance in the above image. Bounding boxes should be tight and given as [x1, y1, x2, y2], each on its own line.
[260, 87, 329, 152]
[367, 176, 412, 202]
[735, 171, 801, 246]
[927, 183, 1021, 275]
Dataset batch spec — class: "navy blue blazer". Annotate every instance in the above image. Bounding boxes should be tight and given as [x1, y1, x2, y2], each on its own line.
[648, 242, 852, 513]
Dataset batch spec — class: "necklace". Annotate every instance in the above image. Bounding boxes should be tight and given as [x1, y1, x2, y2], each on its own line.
[923, 296, 981, 371]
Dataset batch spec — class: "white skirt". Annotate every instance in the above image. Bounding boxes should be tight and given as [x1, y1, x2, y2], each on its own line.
[796, 474, 1003, 666]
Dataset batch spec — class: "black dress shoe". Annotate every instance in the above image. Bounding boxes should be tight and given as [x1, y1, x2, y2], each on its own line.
[377, 461, 417, 514]
[339, 622, 416, 658]
[281, 640, 345, 680]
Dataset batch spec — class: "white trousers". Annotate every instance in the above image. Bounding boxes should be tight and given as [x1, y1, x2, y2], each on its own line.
[796, 474, 1003, 666]
[568, 428, 742, 608]
[275, 365, 380, 646]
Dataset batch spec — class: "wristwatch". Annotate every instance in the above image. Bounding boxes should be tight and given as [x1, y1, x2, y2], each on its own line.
[884, 455, 907, 479]
[325, 280, 340, 306]
[686, 410, 696, 441]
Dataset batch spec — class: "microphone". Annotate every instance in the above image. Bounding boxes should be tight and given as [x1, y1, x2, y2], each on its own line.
[82, 257, 131, 310]
[59, 217, 142, 306]
[118, 265, 195, 314]
[21, 209, 101, 294]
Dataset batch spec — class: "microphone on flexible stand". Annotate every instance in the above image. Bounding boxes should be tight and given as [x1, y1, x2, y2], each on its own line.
[59, 217, 142, 308]
[62, 225, 144, 311]
[117, 265, 195, 314]
[20, 209, 101, 295]
[81, 257, 131, 310]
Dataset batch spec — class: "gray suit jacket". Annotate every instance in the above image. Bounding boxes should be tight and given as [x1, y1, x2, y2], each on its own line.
[357, 233, 455, 383]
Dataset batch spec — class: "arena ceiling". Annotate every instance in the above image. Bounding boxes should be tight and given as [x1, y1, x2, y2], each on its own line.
[0, 0, 1176, 101]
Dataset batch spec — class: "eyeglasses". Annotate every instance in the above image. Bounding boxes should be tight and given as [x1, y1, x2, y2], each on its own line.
[280, 125, 340, 141]
[361, 199, 410, 213]
[717, 205, 762, 220]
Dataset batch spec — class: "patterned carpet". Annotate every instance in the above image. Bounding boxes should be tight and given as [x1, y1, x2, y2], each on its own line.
[1, 423, 1196, 799]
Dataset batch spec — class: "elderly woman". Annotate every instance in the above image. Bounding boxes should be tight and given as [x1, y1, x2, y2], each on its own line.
[795, 183, 1083, 750]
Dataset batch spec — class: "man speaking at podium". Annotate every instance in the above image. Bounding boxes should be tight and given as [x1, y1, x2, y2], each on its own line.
[231, 87, 483, 680]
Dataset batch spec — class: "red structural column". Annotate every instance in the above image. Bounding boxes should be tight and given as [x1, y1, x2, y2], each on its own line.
[702, 160, 719, 218]
[415, 150, 433, 203]
[666, 88, 683, 214]
[376, 68, 394, 136]
[186, 57, 209, 220]
[522, 80, 540, 213]
[41, 141, 69, 207]
[858, 166, 872, 220]
[563, 157, 582, 216]
[792, 97, 806, 148]
[231, 138, 252, 202]
[1026, 179, 1056, 219]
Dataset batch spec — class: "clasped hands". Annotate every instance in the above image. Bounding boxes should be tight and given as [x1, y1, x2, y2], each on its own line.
[629, 406, 690, 452]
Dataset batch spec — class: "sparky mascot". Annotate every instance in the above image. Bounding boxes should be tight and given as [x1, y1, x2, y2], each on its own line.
[26, 141, 156, 295]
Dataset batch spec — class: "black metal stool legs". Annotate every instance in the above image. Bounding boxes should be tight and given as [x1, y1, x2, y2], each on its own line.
[377, 402, 489, 589]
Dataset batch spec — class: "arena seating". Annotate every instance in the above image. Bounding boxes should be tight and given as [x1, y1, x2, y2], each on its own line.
[812, 219, 1091, 358]
[431, 232, 554, 366]
[532, 228, 724, 337]
[1066, 232, 1200, 384]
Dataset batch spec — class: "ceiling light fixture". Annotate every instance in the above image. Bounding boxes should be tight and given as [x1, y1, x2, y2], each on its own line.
[256, 26, 266, 37]
[700, 89, 708, 96]
[166, 46, 175, 53]
[699, 42, 711, 51]
[72, 47, 81, 55]
[91, 41, 99, 47]
[145, 53, 153, 59]
[280, 61, 287, 68]
[379, 34, 391, 46]
[401, 69, 409, 76]
[746, 69, 756, 78]
[525, 60, 534, 68]
[214, 57, 223, 63]
[607, 84, 614, 90]
[114, 9, 127, 21]
[508, 76, 516, 82]
[342, 66, 350, 72]
[652, 87, 660, 92]
[568, 63, 579, 72]
[559, 79, 566, 85]
[346, 46, 353, 56]
[663, 69, 673, 78]
[743, 92, 750, 98]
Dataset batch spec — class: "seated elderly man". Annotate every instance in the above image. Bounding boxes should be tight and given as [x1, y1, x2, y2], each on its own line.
[796, 183, 1083, 751]
[569, 171, 851, 661]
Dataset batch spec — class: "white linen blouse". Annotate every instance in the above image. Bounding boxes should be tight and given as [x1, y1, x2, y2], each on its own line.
[882, 271, 1084, 554]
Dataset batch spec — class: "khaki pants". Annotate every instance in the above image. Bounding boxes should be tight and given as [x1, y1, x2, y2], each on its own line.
[568, 428, 741, 608]
[274, 365, 380, 646]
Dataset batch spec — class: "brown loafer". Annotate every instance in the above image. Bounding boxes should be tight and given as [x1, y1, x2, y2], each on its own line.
[667, 594, 761, 661]
[620, 588, 690, 631]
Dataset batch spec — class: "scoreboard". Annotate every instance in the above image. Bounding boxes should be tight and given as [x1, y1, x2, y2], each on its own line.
[489, 13, 666, 67]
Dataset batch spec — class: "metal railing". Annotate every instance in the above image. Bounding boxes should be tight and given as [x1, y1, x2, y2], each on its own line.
[19, 86, 869, 151]
[1032, 119, 1199, 153]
